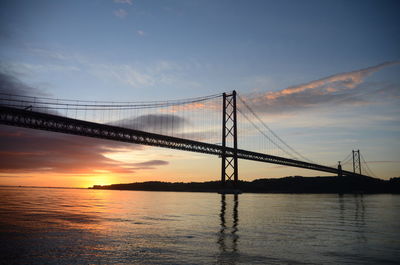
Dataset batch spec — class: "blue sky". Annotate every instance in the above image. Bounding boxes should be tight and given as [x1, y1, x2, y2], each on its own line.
[0, 0, 399, 186]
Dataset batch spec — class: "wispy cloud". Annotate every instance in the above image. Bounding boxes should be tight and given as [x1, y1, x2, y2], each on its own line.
[129, 160, 168, 170]
[26, 46, 89, 63]
[114, 0, 133, 5]
[245, 61, 400, 114]
[90, 63, 154, 88]
[114, 9, 127, 18]
[1, 62, 80, 74]
[266, 61, 398, 100]
[364, 161, 400, 164]
[27, 47, 71, 60]
[137, 30, 145, 36]
[87, 61, 202, 90]
[3, 50, 204, 93]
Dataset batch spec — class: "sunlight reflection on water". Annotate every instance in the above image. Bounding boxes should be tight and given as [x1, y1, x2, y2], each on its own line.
[0, 187, 399, 264]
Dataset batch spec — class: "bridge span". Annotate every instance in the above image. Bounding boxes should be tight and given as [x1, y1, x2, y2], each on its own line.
[0, 105, 359, 179]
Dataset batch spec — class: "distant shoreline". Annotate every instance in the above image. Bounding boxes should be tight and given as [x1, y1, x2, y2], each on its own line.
[0, 185, 86, 190]
[89, 175, 400, 194]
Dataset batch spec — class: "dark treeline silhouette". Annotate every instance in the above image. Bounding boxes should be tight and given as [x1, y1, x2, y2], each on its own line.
[90, 176, 400, 194]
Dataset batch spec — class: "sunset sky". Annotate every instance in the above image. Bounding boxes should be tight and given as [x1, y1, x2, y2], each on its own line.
[1, 0, 399, 187]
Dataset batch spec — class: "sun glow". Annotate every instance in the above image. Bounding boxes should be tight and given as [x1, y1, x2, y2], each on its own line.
[79, 173, 120, 188]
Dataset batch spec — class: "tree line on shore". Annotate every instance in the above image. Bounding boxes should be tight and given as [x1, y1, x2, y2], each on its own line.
[90, 175, 400, 193]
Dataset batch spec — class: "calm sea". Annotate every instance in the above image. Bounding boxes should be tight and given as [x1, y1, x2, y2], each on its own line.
[0, 187, 399, 264]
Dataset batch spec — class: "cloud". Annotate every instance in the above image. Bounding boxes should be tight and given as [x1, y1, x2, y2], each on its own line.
[25, 47, 88, 64]
[267, 61, 398, 100]
[0, 71, 49, 97]
[27, 48, 71, 60]
[244, 61, 400, 114]
[364, 161, 400, 164]
[114, 0, 133, 5]
[0, 71, 62, 114]
[137, 30, 145, 36]
[2, 62, 80, 74]
[128, 160, 169, 170]
[9, 47, 204, 92]
[110, 114, 187, 132]
[87, 61, 202, 90]
[89, 63, 154, 88]
[375, 83, 400, 99]
[108, 114, 220, 142]
[0, 125, 168, 175]
[114, 9, 127, 18]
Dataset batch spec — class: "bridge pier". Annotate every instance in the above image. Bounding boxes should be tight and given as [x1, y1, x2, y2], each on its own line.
[221, 91, 238, 189]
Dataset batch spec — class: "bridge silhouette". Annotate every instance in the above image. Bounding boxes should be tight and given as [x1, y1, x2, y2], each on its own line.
[0, 91, 377, 187]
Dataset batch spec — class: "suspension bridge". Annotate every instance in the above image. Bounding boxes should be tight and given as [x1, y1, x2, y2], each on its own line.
[0, 91, 378, 187]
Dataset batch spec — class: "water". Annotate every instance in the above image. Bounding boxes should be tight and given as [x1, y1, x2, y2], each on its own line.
[0, 187, 399, 264]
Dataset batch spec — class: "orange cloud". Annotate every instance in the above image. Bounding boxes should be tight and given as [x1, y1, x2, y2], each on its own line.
[243, 61, 400, 113]
[263, 61, 399, 101]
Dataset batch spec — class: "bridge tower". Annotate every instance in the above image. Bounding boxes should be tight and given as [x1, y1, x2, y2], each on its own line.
[352, 150, 361, 175]
[337, 161, 342, 177]
[221, 91, 238, 187]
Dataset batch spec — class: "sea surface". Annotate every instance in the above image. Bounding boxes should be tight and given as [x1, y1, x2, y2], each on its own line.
[0, 187, 399, 264]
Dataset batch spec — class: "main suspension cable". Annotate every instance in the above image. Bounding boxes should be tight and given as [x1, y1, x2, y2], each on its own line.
[0, 92, 222, 110]
[360, 154, 378, 178]
[237, 107, 296, 159]
[237, 94, 314, 163]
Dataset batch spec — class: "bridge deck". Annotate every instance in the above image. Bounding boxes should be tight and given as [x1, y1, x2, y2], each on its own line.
[0, 106, 358, 177]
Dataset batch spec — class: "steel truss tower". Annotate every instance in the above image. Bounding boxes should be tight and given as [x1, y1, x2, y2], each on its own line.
[352, 149, 361, 175]
[221, 91, 238, 187]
